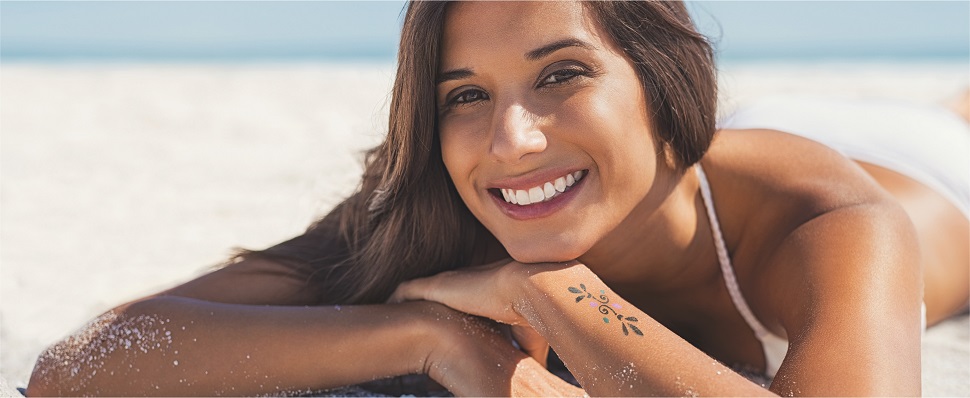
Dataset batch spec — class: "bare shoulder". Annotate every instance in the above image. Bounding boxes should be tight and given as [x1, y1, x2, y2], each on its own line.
[705, 128, 892, 212]
[702, 129, 917, 332]
[702, 128, 895, 259]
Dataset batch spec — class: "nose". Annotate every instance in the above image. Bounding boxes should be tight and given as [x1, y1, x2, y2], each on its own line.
[489, 102, 547, 163]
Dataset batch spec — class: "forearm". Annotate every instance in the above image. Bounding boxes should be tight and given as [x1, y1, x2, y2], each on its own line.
[27, 297, 432, 396]
[517, 263, 772, 396]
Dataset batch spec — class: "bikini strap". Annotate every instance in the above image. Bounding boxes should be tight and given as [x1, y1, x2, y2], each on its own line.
[695, 165, 775, 341]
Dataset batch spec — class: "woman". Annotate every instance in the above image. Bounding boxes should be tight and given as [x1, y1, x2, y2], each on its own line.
[27, 1, 968, 396]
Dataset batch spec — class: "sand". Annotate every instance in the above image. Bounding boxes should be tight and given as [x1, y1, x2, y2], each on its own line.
[1, 61, 968, 395]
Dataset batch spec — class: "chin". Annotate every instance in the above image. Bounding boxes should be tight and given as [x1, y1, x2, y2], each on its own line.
[504, 241, 589, 265]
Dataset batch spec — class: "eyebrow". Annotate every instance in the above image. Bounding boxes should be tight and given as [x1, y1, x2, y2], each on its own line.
[437, 68, 475, 85]
[525, 38, 595, 61]
[436, 38, 595, 85]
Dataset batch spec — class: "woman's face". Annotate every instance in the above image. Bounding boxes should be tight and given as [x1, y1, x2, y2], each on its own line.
[437, 1, 662, 263]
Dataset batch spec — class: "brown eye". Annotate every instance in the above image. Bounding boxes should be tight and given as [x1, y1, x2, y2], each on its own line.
[453, 89, 488, 105]
[540, 69, 582, 86]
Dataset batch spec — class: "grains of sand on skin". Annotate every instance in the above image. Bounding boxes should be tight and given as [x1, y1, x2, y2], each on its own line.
[34, 312, 179, 394]
[674, 376, 699, 398]
[611, 362, 638, 390]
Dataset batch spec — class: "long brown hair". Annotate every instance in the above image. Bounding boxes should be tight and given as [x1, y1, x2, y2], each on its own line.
[240, 1, 717, 305]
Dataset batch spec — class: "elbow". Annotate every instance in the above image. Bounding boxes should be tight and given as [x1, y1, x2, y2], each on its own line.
[26, 344, 70, 397]
[26, 375, 57, 397]
[23, 310, 121, 396]
[23, 300, 161, 397]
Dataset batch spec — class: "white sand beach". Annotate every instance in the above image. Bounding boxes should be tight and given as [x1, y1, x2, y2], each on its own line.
[1, 62, 968, 395]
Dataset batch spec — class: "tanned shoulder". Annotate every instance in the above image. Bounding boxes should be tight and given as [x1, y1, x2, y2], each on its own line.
[701, 128, 901, 334]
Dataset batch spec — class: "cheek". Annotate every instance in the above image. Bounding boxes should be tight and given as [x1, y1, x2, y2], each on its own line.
[558, 87, 657, 170]
[551, 84, 658, 243]
[439, 114, 489, 169]
[440, 136, 467, 187]
[440, 131, 484, 206]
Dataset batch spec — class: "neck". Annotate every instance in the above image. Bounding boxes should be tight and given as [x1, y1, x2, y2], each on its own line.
[578, 164, 721, 296]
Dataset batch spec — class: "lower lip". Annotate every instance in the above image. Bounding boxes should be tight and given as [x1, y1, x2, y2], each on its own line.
[490, 174, 587, 221]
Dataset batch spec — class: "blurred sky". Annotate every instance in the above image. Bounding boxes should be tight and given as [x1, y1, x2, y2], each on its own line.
[1, 1, 968, 63]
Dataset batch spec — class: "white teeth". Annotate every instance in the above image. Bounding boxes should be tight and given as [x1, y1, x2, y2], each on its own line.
[498, 170, 586, 207]
[528, 187, 544, 203]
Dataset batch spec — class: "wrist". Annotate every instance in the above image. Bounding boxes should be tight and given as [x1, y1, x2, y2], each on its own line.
[502, 261, 547, 325]
[392, 301, 447, 376]
[510, 261, 584, 325]
[405, 301, 462, 377]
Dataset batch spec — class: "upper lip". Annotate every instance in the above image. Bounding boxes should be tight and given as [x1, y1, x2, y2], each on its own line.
[485, 167, 586, 190]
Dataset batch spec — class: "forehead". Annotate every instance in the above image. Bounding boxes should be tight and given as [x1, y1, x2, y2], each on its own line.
[441, 2, 605, 68]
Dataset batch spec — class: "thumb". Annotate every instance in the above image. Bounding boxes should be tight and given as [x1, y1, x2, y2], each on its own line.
[511, 324, 549, 368]
[386, 279, 430, 304]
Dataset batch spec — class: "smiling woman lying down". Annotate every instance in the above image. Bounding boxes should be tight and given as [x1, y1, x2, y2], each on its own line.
[26, 1, 968, 396]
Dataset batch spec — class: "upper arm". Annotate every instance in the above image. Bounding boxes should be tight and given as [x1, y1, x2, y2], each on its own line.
[767, 202, 922, 396]
[710, 129, 922, 394]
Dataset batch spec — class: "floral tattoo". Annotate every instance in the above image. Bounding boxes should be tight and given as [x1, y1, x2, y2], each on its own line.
[568, 284, 643, 336]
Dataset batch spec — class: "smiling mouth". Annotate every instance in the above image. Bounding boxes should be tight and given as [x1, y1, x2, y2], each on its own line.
[488, 170, 588, 206]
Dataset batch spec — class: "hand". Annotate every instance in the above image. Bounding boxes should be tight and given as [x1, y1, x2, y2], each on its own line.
[390, 260, 576, 367]
[418, 302, 583, 397]
[389, 259, 575, 326]
[389, 258, 526, 324]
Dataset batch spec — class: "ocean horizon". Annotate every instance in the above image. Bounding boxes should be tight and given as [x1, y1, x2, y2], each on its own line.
[2, 1, 966, 66]
[2, 49, 968, 66]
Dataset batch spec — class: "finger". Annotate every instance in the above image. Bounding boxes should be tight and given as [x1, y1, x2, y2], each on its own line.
[517, 338, 549, 368]
[511, 325, 550, 367]
[528, 345, 550, 369]
[386, 278, 431, 304]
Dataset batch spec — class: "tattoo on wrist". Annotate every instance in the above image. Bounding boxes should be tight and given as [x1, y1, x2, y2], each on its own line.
[568, 284, 643, 336]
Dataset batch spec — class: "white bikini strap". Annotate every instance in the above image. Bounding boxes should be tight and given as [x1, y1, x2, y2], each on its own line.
[695, 165, 774, 340]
